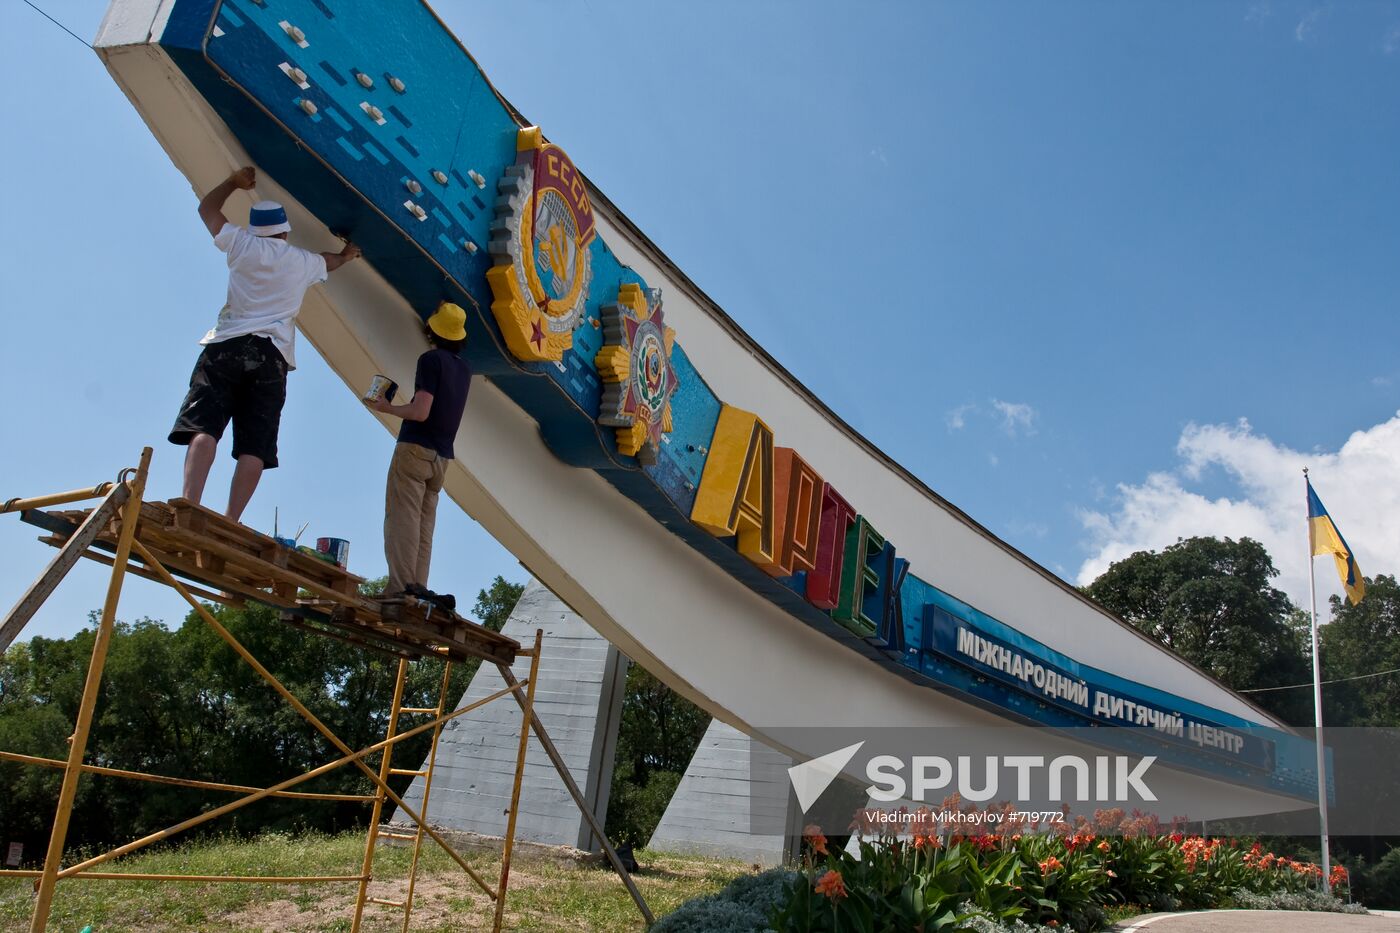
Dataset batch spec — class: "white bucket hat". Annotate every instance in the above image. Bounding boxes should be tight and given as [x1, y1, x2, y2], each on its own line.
[248, 200, 291, 236]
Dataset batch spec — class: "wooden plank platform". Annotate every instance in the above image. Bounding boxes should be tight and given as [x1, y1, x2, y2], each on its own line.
[24, 499, 519, 666]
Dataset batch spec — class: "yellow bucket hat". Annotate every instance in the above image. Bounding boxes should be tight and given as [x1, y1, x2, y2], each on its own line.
[426, 301, 468, 342]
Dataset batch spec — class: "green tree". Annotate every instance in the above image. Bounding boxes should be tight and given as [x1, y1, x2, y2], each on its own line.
[1321, 574, 1400, 727]
[1083, 536, 1313, 724]
[473, 575, 525, 632]
[606, 663, 710, 848]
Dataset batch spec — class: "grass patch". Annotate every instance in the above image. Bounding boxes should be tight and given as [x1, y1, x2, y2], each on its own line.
[0, 831, 749, 931]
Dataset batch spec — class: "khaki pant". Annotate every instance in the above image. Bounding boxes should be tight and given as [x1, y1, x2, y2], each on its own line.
[384, 442, 447, 595]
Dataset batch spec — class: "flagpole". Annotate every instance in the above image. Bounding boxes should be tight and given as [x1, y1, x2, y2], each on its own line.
[1304, 468, 1332, 893]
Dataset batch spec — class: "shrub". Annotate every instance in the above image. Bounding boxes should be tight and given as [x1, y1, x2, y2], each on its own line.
[1230, 888, 1369, 914]
[652, 867, 796, 933]
[1353, 846, 1400, 909]
[957, 902, 1061, 932]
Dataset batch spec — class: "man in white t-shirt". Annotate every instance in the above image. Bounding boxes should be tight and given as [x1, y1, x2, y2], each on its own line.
[168, 166, 361, 521]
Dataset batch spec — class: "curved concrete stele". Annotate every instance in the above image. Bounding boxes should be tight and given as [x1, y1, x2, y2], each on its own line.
[95, 0, 1307, 819]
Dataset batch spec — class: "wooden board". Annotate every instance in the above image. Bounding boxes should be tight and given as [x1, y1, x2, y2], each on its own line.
[28, 500, 519, 666]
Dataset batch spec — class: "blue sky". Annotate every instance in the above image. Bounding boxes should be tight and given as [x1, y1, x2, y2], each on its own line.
[2, 0, 1397, 642]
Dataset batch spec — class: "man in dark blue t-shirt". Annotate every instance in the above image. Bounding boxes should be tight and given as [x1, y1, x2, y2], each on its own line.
[366, 302, 472, 598]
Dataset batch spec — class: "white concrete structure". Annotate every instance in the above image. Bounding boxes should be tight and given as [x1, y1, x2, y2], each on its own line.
[96, 0, 1311, 824]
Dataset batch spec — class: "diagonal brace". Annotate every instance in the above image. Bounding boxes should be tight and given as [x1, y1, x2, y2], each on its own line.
[1, 483, 128, 653]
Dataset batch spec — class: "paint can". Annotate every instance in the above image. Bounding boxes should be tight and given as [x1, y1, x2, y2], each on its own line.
[298, 544, 336, 564]
[316, 537, 350, 568]
[364, 375, 398, 404]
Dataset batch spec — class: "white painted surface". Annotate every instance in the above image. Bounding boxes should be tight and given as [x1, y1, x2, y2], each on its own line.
[94, 3, 1306, 821]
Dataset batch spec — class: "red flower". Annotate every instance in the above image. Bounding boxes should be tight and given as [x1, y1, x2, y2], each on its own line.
[913, 831, 942, 851]
[1066, 831, 1096, 852]
[850, 808, 882, 837]
[802, 824, 829, 856]
[1039, 856, 1063, 874]
[1093, 807, 1125, 831]
[971, 833, 999, 852]
[1097, 840, 1112, 853]
[815, 869, 847, 900]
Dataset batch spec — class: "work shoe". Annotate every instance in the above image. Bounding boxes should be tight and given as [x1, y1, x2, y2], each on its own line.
[405, 583, 456, 612]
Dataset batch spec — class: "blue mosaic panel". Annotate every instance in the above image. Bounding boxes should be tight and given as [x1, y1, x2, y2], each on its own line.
[204, 0, 515, 310]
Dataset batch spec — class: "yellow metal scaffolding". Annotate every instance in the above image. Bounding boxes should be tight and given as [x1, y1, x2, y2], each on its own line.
[0, 448, 653, 931]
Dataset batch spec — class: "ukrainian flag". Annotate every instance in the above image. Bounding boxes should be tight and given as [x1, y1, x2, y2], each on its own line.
[1307, 479, 1365, 605]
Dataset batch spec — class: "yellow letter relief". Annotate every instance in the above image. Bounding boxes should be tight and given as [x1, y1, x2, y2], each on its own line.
[485, 127, 595, 362]
[691, 405, 775, 568]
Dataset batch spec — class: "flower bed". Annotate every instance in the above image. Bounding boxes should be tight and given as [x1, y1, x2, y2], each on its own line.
[771, 805, 1358, 931]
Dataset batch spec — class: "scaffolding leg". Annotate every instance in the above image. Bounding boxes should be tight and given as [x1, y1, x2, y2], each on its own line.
[493, 630, 542, 933]
[400, 660, 453, 933]
[497, 664, 654, 926]
[29, 448, 151, 933]
[351, 658, 410, 932]
[128, 540, 498, 898]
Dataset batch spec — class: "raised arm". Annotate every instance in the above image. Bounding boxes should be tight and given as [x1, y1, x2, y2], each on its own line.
[198, 166, 256, 237]
[322, 241, 363, 273]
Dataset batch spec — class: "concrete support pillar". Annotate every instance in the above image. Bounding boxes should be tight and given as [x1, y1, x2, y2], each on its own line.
[646, 718, 797, 866]
[396, 578, 627, 851]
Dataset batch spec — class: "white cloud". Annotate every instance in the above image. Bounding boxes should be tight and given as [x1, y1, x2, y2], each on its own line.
[946, 403, 975, 431]
[947, 399, 1040, 437]
[1296, 7, 1325, 42]
[1076, 413, 1400, 610]
[991, 399, 1038, 437]
[1386, 26, 1400, 54]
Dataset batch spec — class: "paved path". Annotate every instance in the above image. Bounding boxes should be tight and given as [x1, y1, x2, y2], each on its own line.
[1112, 910, 1400, 931]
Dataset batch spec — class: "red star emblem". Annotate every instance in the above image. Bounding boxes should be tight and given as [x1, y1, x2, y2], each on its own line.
[530, 318, 545, 350]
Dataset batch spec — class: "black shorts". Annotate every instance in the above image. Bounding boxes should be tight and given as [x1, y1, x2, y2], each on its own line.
[169, 334, 288, 469]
